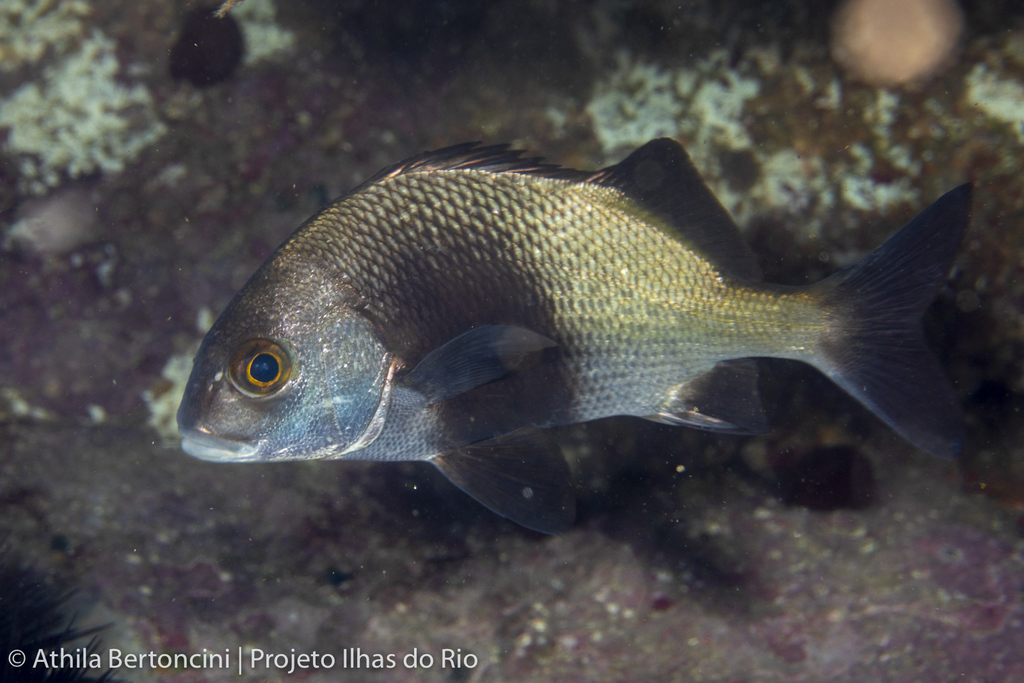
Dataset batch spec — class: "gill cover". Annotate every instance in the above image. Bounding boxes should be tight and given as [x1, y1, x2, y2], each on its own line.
[177, 253, 393, 462]
[320, 312, 394, 454]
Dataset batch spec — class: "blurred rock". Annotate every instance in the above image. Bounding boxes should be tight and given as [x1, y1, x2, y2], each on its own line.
[4, 186, 97, 255]
[831, 0, 963, 87]
[170, 5, 244, 86]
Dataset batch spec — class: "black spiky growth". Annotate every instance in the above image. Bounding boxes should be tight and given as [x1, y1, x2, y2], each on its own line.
[0, 548, 116, 683]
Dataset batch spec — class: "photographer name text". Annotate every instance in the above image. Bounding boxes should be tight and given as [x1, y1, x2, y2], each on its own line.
[10, 645, 478, 675]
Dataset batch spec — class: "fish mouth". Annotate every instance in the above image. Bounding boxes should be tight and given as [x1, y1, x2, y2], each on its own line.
[180, 430, 260, 462]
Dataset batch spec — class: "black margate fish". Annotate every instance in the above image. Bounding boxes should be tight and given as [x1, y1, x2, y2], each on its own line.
[176, 139, 970, 533]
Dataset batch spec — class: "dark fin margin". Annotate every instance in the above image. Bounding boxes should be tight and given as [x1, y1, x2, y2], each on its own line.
[813, 184, 971, 459]
[432, 430, 575, 534]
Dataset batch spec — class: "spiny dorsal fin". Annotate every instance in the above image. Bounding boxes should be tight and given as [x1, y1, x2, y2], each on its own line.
[355, 142, 593, 192]
[358, 139, 760, 282]
[589, 138, 762, 282]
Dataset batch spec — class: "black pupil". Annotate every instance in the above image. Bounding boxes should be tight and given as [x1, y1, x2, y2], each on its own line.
[249, 353, 279, 384]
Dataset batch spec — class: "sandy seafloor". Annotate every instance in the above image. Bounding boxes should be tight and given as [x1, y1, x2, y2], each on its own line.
[2, 0, 1024, 681]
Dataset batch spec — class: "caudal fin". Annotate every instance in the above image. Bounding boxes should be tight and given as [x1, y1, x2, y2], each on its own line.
[813, 184, 971, 459]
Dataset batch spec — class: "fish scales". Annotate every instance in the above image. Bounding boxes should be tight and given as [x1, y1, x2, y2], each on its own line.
[291, 170, 820, 401]
[177, 138, 970, 533]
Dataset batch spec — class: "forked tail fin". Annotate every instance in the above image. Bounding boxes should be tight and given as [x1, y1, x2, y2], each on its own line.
[812, 184, 971, 459]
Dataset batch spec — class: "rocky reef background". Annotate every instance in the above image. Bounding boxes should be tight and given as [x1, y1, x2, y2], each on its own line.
[1, 0, 1024, 680]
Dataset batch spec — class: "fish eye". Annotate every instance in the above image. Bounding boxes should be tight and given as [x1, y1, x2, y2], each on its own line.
[228, 339, 292, 397]
[249, 353, 279, 384]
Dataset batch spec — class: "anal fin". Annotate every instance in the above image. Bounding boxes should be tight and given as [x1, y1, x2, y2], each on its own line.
[432, 430, 575, 534]
[646, 359, 769, 434]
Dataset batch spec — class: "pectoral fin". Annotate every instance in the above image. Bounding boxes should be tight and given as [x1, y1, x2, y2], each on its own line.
[402, 325, 557, 404]
[646, 359, 769, 434]
[432, 430, 575, 534]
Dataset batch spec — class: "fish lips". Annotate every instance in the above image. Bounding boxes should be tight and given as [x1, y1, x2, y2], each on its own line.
[180, 430, 261, 462]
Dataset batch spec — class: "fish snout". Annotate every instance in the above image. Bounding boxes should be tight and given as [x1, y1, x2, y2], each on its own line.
[179, 428, 260, 462]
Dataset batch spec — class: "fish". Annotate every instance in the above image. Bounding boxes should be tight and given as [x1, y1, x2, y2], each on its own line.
[176, 138, 970, 534]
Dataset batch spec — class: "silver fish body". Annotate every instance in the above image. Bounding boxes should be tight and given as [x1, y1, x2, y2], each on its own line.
[177, 139, 970, 533]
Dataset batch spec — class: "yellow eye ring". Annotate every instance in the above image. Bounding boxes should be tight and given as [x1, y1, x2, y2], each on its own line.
[228, 339, 292, 397]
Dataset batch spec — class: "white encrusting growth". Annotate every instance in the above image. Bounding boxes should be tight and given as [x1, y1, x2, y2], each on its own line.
[581, 48, 964, 236]
[232, 0, 295, 65]
[0, 0, 91, 71]
[0, 30, 166, 193]
[143, 352, 197, 444]
[965, 63, 1024, 143]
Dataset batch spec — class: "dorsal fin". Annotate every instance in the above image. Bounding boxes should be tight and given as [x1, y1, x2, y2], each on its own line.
[355, 138, 760, 281]
[353, 142, 593, 192]
[589, 138, 762, 282]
